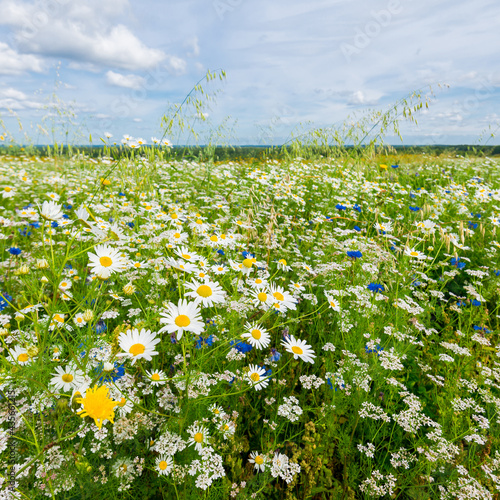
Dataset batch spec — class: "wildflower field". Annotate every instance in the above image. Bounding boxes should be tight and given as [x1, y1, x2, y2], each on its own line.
[1, 147, 500, 499]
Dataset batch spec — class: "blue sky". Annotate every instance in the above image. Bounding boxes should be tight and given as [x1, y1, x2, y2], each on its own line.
[0, 0, 499, 145]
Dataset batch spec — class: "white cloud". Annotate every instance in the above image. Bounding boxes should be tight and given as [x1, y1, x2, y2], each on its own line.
[106, 70, 146, 90]
[0, 0, 168, 71]
[0, 87, 41, 110]
[0, 42, 44, 74]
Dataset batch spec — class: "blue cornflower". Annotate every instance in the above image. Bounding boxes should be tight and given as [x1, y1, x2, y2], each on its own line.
[242, 251, 255, 259]
[335, 204, 347, 211]
[451, 257, 466, 270]
[51, 221, 59, 228]
[473, 325, 492, 334]
[7, 247, 21, 256]
[195, 334, 214, 349]
[468, 221, 478, 229]
[353, 225, 361, 232]
[269, 348, 281, 362]
[63, 204, 72, 210]
[457, 300, 466, 307]
[118, 192, 126, 197]
[230, 340, 253, 353]
[346, 250, 362, 259]
[391, 164, 399, 169]
[29, 222, 40, 228]
[471, 299, 481, 307]
[367, 283, 384, 293]
[409, 206, 421, 212]
[353, 204, 362, 213]
[494, 270, 500, 276]
[94, 362, 125, 383]
[19, 227, 31, 237]
[0, 293, 12, 311]
[127, 222, 134, 228]
[62, 214, 70, 220]
[365, 343, 383, 355]
[217, 249, 225, 256]
[93, 320, 107, 334]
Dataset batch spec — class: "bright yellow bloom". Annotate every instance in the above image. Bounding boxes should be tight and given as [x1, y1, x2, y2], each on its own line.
[76, 385, 120, 429]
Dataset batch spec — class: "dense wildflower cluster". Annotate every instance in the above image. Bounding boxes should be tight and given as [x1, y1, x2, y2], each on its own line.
[1, 151, 500, 498]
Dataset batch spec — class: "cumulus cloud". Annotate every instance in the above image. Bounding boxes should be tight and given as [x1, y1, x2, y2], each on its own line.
[0, 0, 169, 71]
[0, 87, 42, 110]
[106, 70, 146, 90]
[0, 42, 44, 74]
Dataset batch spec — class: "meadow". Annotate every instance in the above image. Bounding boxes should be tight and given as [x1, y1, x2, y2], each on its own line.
[0, 140, 500, 499]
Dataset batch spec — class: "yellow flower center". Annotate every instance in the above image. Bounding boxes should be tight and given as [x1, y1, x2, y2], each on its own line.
[175, 315, 191, 327]
[330, 301, 336, 308]
[182, 254, 191, 260]
[257, 292, 267, 302]
[210, 235, 218, 242]
[174, 232, 181, 238]
[250, 372, 260, 382]
[194, 432, 203, 443]
[196, 219, 203, 225]
[255, 278, 263, 284]
[242, 258, 253, 268]
[151, 373, 160, 381]
[54, 314, 64, 323]
[279, 259, 287, 266]
[197, 285, 212, 297]
[129, 343, 145, 356]
[273, 291, 284, 301]
[251, 329, 262, 340]
[410, 251, 419, 256]
[99, 256, 113, 267]
[292, 346, 303, 355]
[255, 456, 264, 465]
[18, 353, 29, 362]
[4, 187, 12, 192]
[171, 213, 178, 219]
[159, 460, 168, 470]
[62, 373, 74, 383]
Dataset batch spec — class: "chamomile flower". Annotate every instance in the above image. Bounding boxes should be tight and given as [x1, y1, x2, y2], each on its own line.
[249, 288, 273, 310]
[241, 322, 271, 349]
[281, 335, 316, 364]
[276, 258, 292, 271]
[74, 313, 87, 327]
[404, 247, 426, 260]
[247, 277, 268, 289]
[326, 294, 341, 311]
[50, 364, 85, 392]
[115, 328, 161, 365]
[269, 284, 297, 312]
[184, 278, 226, 308]
[187, 424, 210, 452]
[246, 364, 270, 390]
[174, 246, 200, 262]
[146, 369, 166, 386]
[158, 299, 204, 340]
[208, 404, 226, 418]
[7, 345, 31, 365]
[156, 455, 173, 476]
[248, 451, 267, 472]
[39, 200, 64, 221]
[87, 244, 127, 277]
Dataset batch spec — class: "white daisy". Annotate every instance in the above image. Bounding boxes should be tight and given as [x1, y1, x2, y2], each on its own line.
[158, 299, 204, 340]
[145, 369, 166, 386]
[156, 455, 173, 476]
[269, 284, 297, 312]
[50, 364, 85, 392]
[187, 424, 209, 452]
[184, 278, 226, 308]
[241, 322, 271, 349]
[39, 200, 64, 221]
[87, 244, 127, 277]
[7, 345, 31, 365]
[246, 364, 270, 390]
[281, 335, 316, 364]
[115, 328, 161, 365]
[248, 451, 267, 472]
